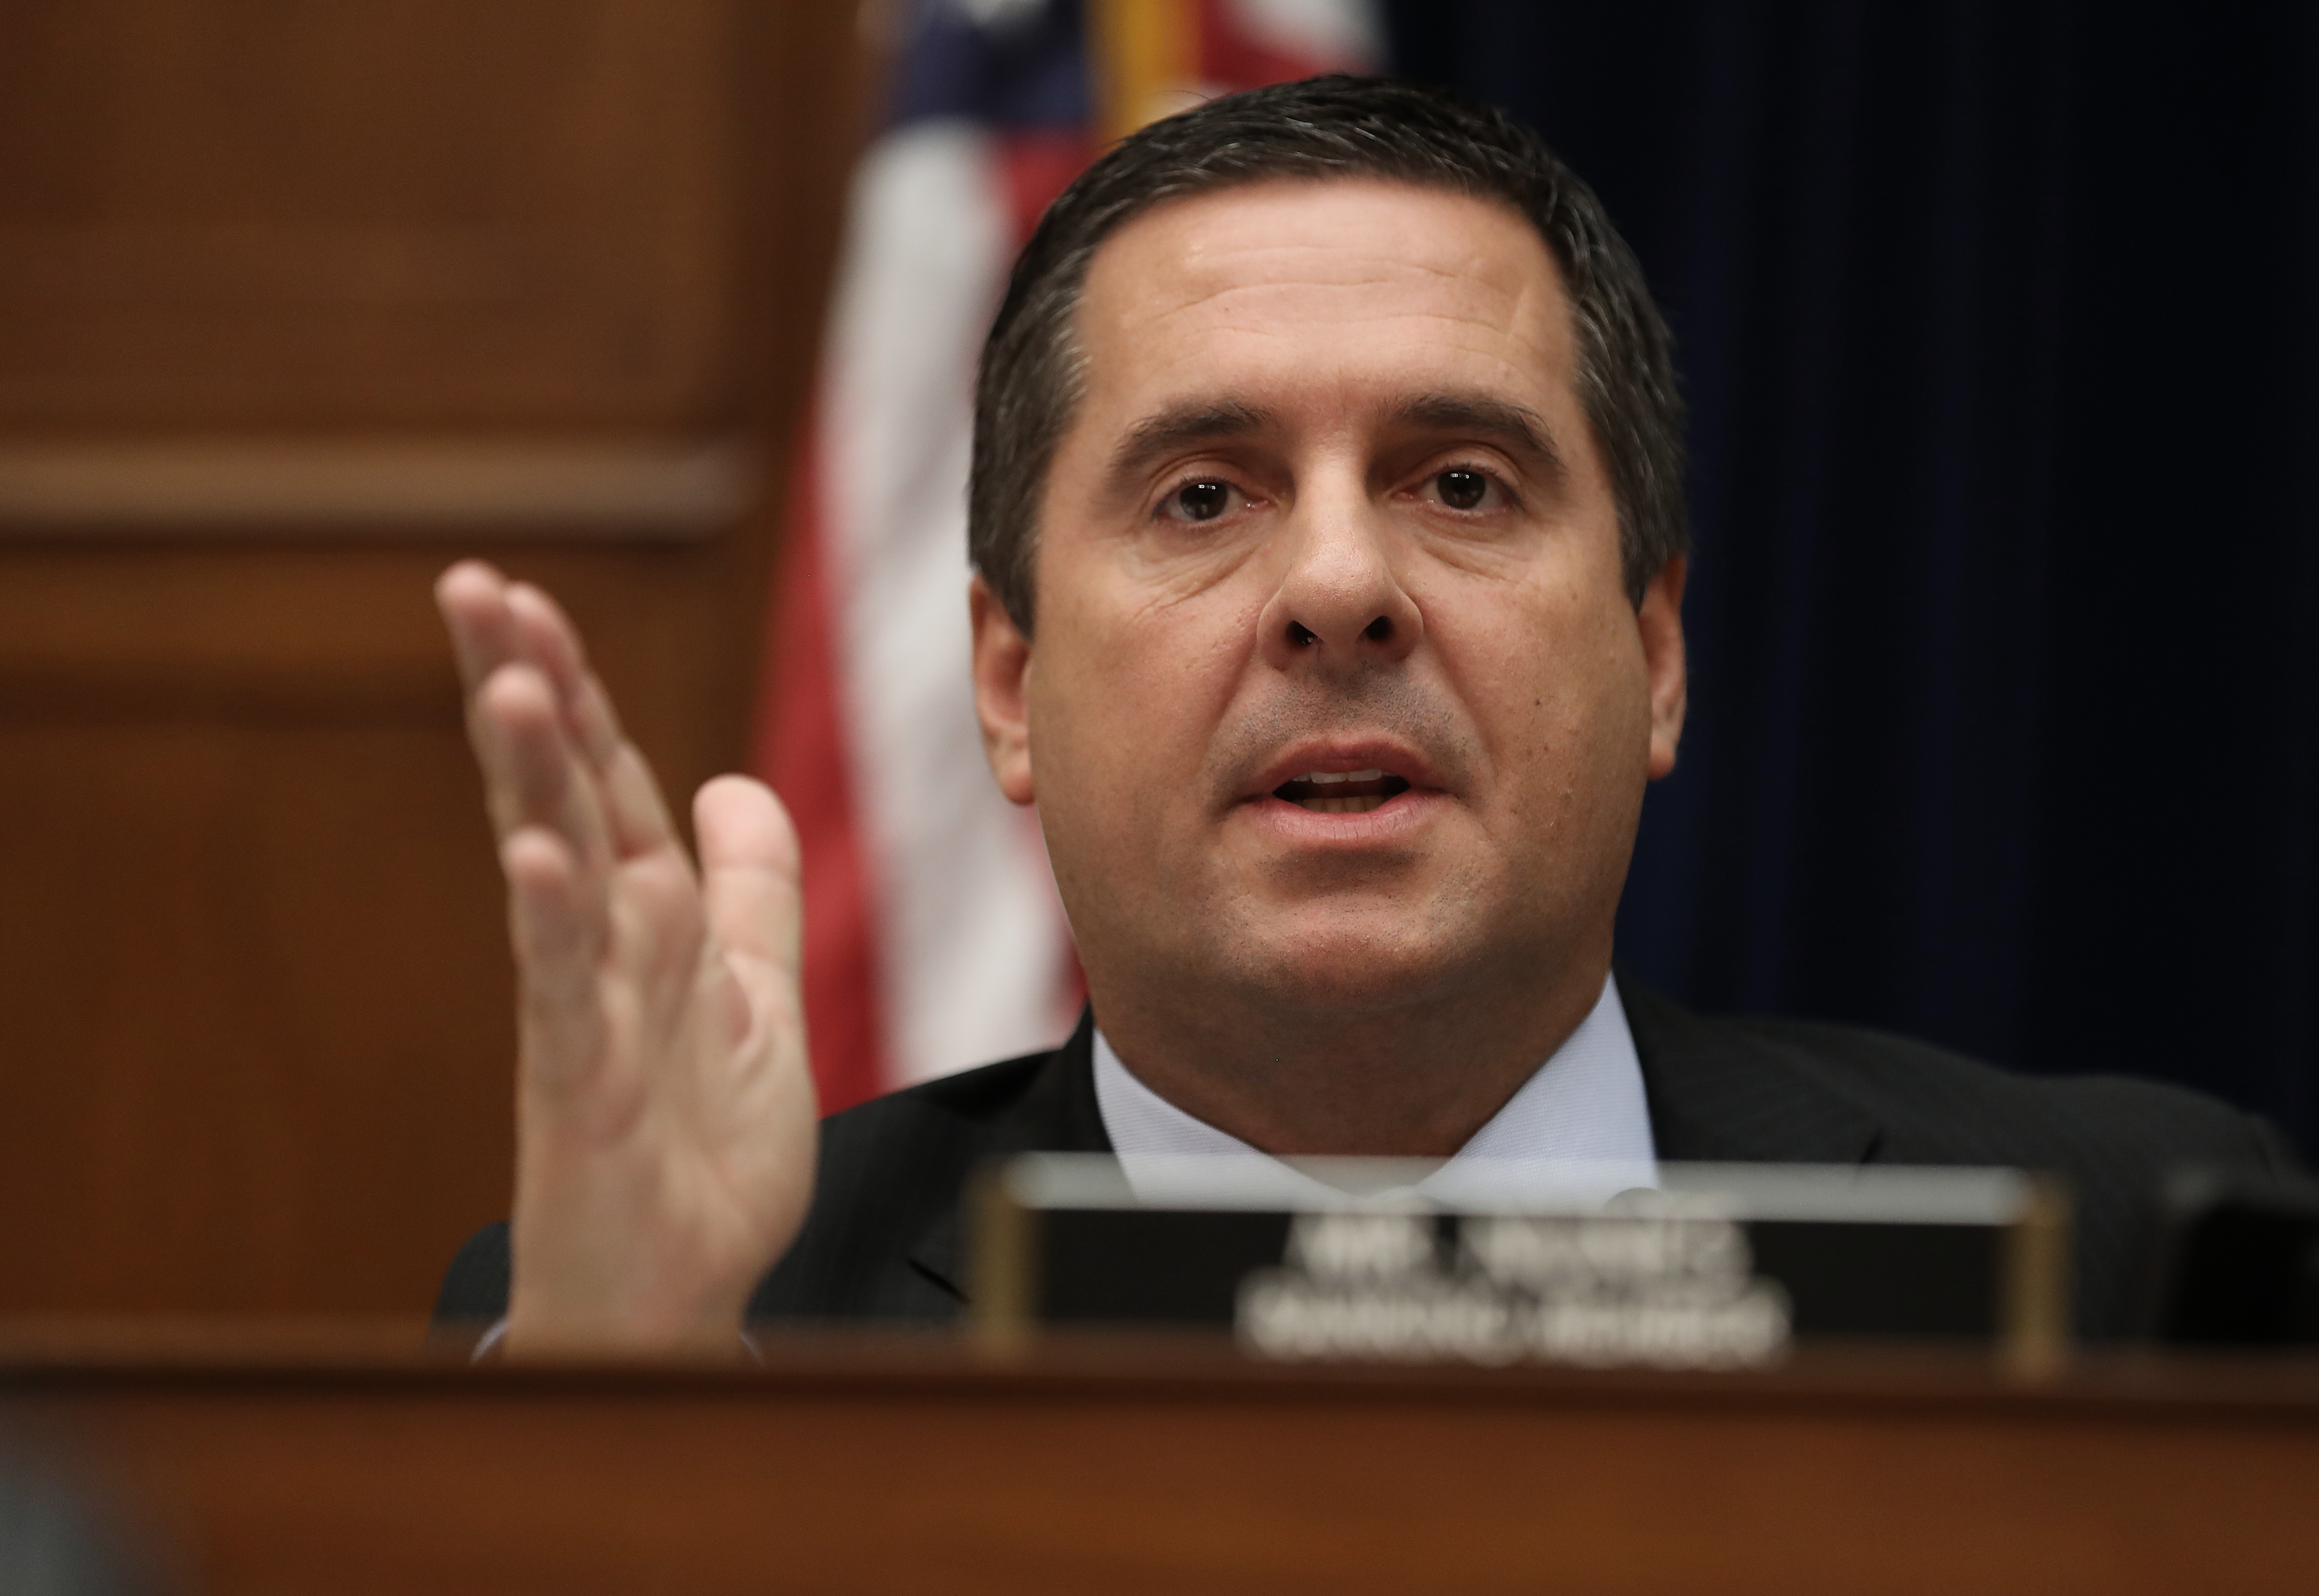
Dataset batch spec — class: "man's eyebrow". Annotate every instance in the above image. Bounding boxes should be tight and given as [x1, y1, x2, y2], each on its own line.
[1103, 399, 1275, 496]
[1389, 393, 1565, 478]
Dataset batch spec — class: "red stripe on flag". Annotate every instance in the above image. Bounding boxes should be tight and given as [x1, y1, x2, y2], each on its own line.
[998, 130, 1097, 249]
[1198, 0, 1343, 88]
[752, 421, 888, 1115]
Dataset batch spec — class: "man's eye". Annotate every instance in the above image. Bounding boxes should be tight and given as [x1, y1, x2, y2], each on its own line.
[1435, 469, 1491, 511]
[1166, 480, 1233, 522]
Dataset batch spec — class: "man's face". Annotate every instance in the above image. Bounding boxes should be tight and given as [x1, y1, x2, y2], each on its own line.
[972, 177, 1685, 1025]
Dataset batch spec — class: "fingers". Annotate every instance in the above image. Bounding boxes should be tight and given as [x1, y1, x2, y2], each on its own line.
[436, 559, 521, 694]
[503, 826, 611, 1096]
[696, 776, 804, 985]
[475, 662, 617, 882]
[502, 583, 620, 763]
[501, 584, 681, 859]
[438, 562, 679, 862]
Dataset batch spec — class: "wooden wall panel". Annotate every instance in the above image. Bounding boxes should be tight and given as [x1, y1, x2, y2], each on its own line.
[0, 703, 512, 1311]
[0, 1, 870, 1313]
[0, 0, 751, 429]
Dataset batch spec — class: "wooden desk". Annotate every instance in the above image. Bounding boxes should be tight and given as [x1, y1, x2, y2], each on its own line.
[2, 1322, 2314, 1595]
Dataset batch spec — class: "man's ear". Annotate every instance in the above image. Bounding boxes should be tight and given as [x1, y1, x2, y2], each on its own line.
[970, 574, 1036, 806]
[1639, 556, 1688, 781]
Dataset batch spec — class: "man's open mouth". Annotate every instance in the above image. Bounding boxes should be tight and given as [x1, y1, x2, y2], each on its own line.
[1272, 769, 1412, 814]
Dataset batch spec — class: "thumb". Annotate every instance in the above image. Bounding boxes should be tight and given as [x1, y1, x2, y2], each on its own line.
[694, 775, 803, 982]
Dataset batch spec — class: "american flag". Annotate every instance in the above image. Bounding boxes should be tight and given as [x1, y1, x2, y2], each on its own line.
[754, 0, 1383, 1112]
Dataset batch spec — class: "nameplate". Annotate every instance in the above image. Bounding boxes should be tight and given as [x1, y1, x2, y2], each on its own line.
[971, 1158, 2071, 1372]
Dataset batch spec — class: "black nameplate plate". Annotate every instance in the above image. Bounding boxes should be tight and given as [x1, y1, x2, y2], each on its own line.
[973, 1158, 2071, 1370]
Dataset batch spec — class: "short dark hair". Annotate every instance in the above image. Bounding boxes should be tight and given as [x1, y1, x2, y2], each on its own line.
[969, 74, 1688, 630]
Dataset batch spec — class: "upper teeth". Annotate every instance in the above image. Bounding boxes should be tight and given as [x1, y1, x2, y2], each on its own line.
[1299, 769, 1385, 785]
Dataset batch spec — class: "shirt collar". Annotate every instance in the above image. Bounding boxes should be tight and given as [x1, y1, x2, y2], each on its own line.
[1090, 971, 1658, 1207]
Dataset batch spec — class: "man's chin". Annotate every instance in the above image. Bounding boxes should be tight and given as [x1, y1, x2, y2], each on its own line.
[1221, 919, 1482, 1016]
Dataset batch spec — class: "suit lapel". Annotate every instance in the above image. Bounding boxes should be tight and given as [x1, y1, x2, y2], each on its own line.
[904, 1011, 1109, 1303]
[1618, 972, 1884, 1165]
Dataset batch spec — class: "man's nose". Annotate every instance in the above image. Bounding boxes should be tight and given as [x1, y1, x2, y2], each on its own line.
[1256, 494, 1424, 670]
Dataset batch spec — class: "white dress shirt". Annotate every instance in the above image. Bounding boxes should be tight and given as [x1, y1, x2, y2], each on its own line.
[1093, 970, 1660, 1207]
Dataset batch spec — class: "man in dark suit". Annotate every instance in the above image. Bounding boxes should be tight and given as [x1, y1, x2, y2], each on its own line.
[433, 77, 2292, 1353]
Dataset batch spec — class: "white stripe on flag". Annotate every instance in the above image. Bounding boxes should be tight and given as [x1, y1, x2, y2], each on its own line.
[1230, 0, 1384, 64]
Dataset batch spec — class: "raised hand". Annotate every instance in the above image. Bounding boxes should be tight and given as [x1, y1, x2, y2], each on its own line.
[436, 561, 817, 1355]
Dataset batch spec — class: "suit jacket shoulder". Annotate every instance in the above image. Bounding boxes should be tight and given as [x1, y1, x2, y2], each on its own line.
[1622, 976, 2288, 1168]
[1618, 975, 2295, 1336]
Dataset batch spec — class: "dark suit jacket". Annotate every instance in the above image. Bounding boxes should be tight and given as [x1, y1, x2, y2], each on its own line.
[435, 978, 2298, 1341]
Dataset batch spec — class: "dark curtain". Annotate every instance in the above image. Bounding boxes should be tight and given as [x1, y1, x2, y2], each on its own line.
[1386, 0, 2319, 1157]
